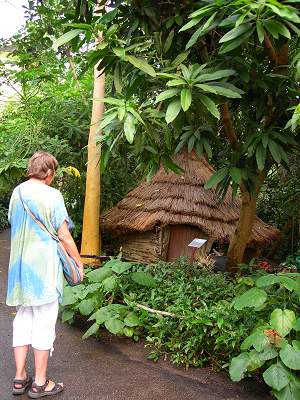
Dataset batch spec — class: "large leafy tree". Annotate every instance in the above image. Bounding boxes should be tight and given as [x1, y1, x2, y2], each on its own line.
[51, 1, 300, 270]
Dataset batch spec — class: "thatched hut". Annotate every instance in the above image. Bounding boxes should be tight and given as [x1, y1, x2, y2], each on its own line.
[102, 151, 279, 264]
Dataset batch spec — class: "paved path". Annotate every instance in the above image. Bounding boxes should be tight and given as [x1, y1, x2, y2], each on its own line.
[0, 229, 271, 400]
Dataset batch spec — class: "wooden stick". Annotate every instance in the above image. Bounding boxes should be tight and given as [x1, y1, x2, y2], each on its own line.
[135, 303, 183, 319]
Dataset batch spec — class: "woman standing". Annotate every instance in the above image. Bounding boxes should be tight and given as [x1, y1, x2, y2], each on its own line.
[6, 151, 84, 398]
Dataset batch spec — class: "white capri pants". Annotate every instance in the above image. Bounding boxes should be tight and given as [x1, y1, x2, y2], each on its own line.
[13, 299, 59, 352]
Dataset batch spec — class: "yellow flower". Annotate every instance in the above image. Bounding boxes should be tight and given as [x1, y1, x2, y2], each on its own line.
[66, 166, 81, 177]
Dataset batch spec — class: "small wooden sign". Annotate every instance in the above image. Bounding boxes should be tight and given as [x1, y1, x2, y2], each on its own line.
[188, 238, 207, 248]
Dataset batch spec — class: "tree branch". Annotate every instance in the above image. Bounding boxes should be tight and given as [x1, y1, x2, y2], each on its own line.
[220, 103, 239, 149]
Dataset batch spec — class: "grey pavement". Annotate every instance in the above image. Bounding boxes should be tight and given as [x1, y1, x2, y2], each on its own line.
[0, 229, 271, 400]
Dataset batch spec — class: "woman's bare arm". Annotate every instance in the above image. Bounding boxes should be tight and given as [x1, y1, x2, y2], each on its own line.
[57, 221, 84, 280]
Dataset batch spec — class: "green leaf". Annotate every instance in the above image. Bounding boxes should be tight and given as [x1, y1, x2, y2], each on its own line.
[124, 311, 140, 327]
[62, 286, 77, 306]
[233, 288, 267, 310]
[256, 143, 267, 171]
[294, 318, 300, 332]
[266, 4, 300, 24]
[164, 29, 174, 52]
[259, 347, 278, 361]
[229, 353, 250, 381]
[111, 261, 133, 274]
[189, 5, 214, 19]
[155, 89, 180, 103]
[219, 30, 253, 54]
[131, 271, 156, 287]
[199, 95, 220, 119]
[87, 267, 113, 283]
[125, 55, 156, 77]
[79, 298, 96, 316]
[256, 274, 280, 288]
[179, 17, 203, 32]
[241, 330, 270, 352]
[256, 21, 265, 43]
[247, 349, 266, 371]
[268, 140, 282, 164]
[97, 8, 118, 24]
[196, 84, 242, 98]
[204, 167, 228, 189]
[195, 69, 236, 82]
[230, 167, 242, 184]
[264, 20, 291, 39]
[124, 113, 136, 143]
[279, 276, 299, 292]
[99, 111, 118, 130]
[61, 309, 75, 323]
[270, 309, 296, 337]
[53, 29, 82, 50]
[165, 100, 182, 124]
[185, 13, 216, 50]
[181, 88, 192, 111]
[280, 343, 300, 370]
[272, 379, 300, 400]
[220, 24, 252, 43]
[263, 363, 291, 391]
[105, 318, 125, 334]
[123, 327, 134, 337]
[172, 51, 190, 66]
[102, 276, 117, 291]
[113, 62, 123, 93]
[82, 322, 99, 339]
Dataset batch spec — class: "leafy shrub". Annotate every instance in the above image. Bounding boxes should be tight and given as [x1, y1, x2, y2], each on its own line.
[0, 204, 8, 231]
[229, 272, 300, 399]
[61, 258, 256, 369]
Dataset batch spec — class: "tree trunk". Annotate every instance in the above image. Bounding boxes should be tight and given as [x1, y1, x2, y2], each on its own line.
[268, 217, 293, 259]
[80, 65, 105, 263]
[226, 187, 258, 273]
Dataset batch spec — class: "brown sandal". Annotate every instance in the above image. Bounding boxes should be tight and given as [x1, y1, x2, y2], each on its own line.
[27, 379, 64, 398]
[12, 376, 33, 395]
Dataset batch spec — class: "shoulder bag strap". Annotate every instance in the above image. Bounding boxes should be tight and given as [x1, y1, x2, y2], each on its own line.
[18, 187, 59, 242]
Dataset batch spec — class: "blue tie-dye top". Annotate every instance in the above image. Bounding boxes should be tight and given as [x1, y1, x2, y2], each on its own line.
[6, 180, 69, 307]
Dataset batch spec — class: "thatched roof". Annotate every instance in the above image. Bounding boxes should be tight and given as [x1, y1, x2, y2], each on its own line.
[102, 151, 279, 245]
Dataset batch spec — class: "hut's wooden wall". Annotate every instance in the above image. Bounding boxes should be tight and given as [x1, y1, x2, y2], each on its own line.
[118, 230, 161, 264]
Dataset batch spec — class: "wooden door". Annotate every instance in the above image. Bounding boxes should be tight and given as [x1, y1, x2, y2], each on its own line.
[166, 225, 204, 262]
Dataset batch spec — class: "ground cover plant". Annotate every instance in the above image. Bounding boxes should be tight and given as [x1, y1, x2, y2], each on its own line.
[61, 258, 257, 368]
[230, 271, 300, 399]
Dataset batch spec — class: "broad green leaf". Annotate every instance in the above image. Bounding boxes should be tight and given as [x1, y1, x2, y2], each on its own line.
[111, 261, 133, 274]
[204, 167, 228, 189]
[197, 83, 242, 98]
[247, 349, 266, 371]
[166, 79, 186, 87]
[53, 29, 82, 50]
[105, 318, 124, 334]
[124, 114, 136, 143]
[124, 311, 140, 327]
[126, 55, 156, 77]
[256, 21, 265, 43]
[131, 271, 156, 287]
[82, 322, 99, 340]
[263, 363, 291, 391]
[268, 140, 282, 164]
[123, 327, 134, 337]
[113, 62, 123, 93]
[79, 298, 96, 316]
[233, 288, 267, 310]
[164, 29, 174, 52]
[279, 276, 299, 292]
[256, 143, 267, 171]
[61, 309, 75, 323]
[172, 51, 190, 66]
[181, 88, 192, 111]
[259, 347, 278, 361]
[113, 47, 126, 59]
[102, 276, 117, 291]
[179, 17, 203, 32]
[195, 69, 236, 82]
[219, 30, 253, 54]
[155, 89, 180, 103]
[87, 267, 113, 283]
[272, 380, 300, 400]
[220, 24, 252, 43]
[270, 309, 296, 337]
[266, 4, 300, 23]
[294, 318, 300, 332]
[256, 274, 280, 288]
[229, 352, 250, 381]
[280, 343, 300, 370]
[165, 100, 182, 124]
[230, 167, 242, 184]
[263, 20, 291, 39]
[62, 286, 77, 306]
[199, 95, 220, 119]
[98, 111, 118, 130]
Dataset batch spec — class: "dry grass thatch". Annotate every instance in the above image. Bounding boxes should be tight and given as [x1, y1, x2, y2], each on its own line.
[102, 151, 279, 245]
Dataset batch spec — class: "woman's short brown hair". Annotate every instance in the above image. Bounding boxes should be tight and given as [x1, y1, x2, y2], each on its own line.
[27, 151, 58, 180]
